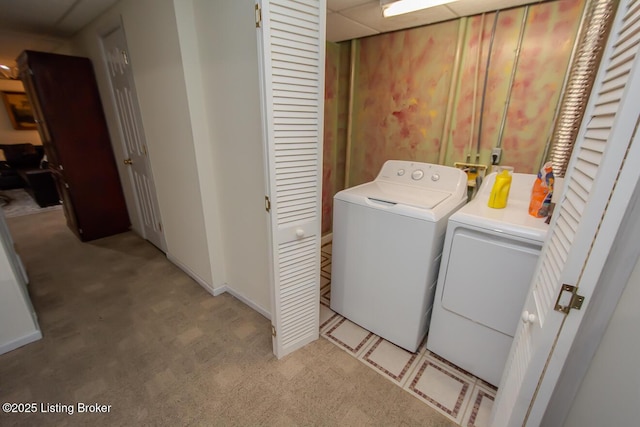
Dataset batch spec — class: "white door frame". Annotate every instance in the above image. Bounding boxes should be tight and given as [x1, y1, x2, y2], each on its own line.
[541, 166, 640, 424]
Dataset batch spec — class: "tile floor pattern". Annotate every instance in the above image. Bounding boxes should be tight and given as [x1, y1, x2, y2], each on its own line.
[320, 242, 497, 427]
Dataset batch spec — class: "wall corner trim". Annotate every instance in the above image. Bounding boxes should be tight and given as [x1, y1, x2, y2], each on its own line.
[0, 330, 42, 356]
[219, 285, 271, 321]
[167, 253, 271, 320]
[166, 252, 214, 293]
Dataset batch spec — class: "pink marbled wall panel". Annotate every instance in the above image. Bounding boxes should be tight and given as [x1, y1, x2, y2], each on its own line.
[335, 44, 351, 194]
[447, 10, 525, 167]
[346, 0, 584, 186]
[350, 20, 459, 186]
[499, 0, 583, 172]
[323, 0, 584, 230]
[323, 42, 339, 234]
[322, 42, 351, 234]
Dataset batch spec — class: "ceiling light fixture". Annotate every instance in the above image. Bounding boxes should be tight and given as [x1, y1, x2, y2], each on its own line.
[0, 64, 18, 80]
[381, 0, 460, 18]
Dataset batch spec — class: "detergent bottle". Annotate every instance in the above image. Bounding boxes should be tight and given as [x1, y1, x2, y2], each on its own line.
[488, 170, 512, 209]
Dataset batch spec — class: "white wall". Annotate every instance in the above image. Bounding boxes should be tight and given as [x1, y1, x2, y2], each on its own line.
[0, 79, 41, 146]
[188, 0, 271, 315]
[0, 214, 41, 355]
[172, 0, 227, 292]
[563, 257, 640, 427]
[73, 0, 213, 287]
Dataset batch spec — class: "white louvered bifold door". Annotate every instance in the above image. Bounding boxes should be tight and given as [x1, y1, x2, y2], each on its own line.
[491, 1, 640, 425]
[256, 0, 326, 358]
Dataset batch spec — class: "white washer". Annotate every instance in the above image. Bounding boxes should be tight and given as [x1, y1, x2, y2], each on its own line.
[330, 160, 467, 352]
[426, 172, 549, 386]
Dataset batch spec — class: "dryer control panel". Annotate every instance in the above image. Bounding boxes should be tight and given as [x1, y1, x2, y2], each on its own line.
[376, 160, 466, 196]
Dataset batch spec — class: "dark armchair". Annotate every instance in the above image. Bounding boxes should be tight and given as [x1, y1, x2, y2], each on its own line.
[0, 143, 60, 207]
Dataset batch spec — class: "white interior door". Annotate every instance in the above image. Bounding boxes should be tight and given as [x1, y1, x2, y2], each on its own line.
[491, 1, 640, 425]
[101, 24, 166, 252]
[256, 0, 326, 358]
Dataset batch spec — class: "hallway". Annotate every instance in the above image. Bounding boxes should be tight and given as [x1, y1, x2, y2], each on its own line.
[0, 210, 454, 426]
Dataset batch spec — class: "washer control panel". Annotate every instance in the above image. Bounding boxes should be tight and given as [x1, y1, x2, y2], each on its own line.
[375, 160, 466, 193]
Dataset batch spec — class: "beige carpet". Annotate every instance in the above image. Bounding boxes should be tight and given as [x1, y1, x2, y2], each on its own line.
[0, 210, 455, 426]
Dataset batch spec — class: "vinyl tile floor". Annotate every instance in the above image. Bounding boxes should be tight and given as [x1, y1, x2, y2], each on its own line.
[320, 242, 497, 427]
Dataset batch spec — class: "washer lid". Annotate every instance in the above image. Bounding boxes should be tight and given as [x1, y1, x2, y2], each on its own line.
[338, 181, 452, 210]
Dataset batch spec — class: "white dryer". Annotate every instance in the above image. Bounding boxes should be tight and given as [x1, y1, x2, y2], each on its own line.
[330, 160, 467, 352]
[426, 172, 549, 386]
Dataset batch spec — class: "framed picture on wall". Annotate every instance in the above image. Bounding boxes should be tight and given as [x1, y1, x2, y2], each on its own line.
[1, 91, 37, 130]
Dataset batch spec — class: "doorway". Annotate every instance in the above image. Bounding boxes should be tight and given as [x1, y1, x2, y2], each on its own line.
[99, 23, 166, 252]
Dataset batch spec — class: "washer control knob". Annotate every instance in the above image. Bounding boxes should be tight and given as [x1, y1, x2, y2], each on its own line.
[431, 173, 440, 182]
[397, 169, 405, 176]
[411, 169, 424, 180]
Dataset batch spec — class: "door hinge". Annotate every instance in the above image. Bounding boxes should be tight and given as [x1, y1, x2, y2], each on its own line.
[265, 196, 271, 212]
[554, 284, 585, 314]
[121, 49, 129, 65]
[255, 3, 262, 28]
[271, 325, 276, 337]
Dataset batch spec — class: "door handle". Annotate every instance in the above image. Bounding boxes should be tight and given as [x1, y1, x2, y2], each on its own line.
[124, 158, 132, 165]
[521, 310, 537, 324]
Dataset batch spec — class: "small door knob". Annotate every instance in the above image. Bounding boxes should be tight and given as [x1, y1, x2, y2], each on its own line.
[521, 310, 537, 324]
[295, 228, 305, 238]
[123, 158, 133, 165]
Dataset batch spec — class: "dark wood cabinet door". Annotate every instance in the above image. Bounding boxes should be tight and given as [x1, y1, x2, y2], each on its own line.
[18, 50, 130, 241]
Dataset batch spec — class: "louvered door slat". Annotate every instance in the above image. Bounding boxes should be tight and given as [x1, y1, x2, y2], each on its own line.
[583, 127, 610, 142]
[595, 85, 625, 104]
[259, 0, 325, 359]
[620, 2, 640, 34]
[611, 26, 640, 54]
[275, 0, 319, 15]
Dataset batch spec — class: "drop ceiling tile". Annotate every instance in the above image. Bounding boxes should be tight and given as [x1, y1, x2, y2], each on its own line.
[446, 0, 535, 16]
[56, 0, 119, 35]
[327, 12, 379, 43]
[327, 0, 376, 13]
[341, 2, 457, 35]
[0, 0, 75, 32]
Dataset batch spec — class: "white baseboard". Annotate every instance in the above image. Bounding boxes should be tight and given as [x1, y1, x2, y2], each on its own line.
[166, 254, 270, 320]
[0, 330, 42, 355]
[166, 252, 216, 295]
[212, 285, 227, 296]
[219, 285, 271, 320]
[321, 232, 333, 246]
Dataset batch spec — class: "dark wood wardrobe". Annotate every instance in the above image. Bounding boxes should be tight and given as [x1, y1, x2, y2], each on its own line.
[17, 50, 130, 241]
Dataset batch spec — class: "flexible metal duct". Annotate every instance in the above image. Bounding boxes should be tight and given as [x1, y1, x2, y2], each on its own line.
[542, 0, 618, 177]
